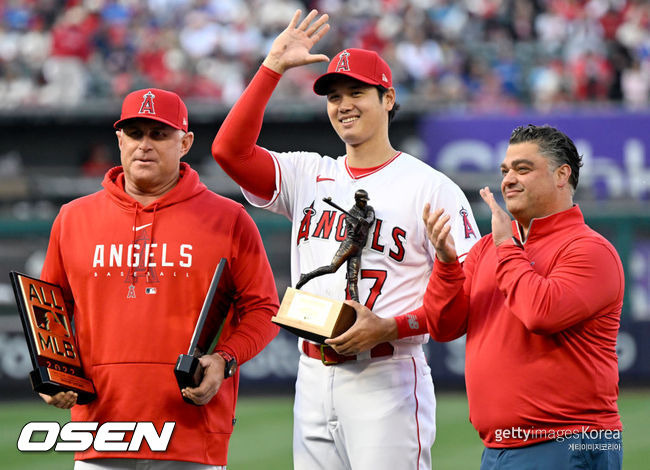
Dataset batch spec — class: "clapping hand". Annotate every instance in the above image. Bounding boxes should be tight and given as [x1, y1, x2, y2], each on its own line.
[479, 187, 513, 246]
[422, 203, 457, 263]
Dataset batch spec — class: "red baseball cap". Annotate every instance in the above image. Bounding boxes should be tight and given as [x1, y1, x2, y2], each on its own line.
[114, 88, 188, 132]
[313, 48, 392, 95]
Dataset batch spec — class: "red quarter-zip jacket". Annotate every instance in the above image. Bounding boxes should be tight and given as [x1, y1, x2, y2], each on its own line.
[41, 162, 279, 465]
[424, 205, 623, 447]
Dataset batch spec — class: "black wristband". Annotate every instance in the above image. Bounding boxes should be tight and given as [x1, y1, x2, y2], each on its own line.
[216, 350, 237, 379]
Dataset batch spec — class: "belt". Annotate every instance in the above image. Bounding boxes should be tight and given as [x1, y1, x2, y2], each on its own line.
[302, 341, 394, 366]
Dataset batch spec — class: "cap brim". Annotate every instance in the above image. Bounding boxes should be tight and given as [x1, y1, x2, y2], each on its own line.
[313, 71, 383, 95]
[113, 114, 185, 131]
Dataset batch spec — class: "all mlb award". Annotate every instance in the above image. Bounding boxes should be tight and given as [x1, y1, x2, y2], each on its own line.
[10, 272, 96, 404]
[272, 190, 374, 343]
[174, 258, 234, 404]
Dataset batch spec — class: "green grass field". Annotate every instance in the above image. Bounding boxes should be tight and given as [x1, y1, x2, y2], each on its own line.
[1, 389, 648, 469]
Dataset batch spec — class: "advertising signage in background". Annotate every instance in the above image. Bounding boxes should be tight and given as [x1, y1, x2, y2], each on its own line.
[419, 110, 650, 201]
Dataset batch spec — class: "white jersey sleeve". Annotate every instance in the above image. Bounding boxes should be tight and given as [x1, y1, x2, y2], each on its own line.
[428, 175, 480, 263]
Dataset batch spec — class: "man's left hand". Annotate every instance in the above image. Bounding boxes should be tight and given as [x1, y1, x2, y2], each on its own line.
[325, 300, 397, 355]
[479, 186, 513, 246]
[181, 354, 225, 406]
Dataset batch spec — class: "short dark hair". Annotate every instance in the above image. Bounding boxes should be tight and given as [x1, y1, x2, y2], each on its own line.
[377, 86, 400, 125]
[509, 124, 583, 190]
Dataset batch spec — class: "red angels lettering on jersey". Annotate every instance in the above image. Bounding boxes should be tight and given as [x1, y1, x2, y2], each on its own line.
[389, 226, 406, 262]
[371, 219, 385, 251]
[139, 91, 156, 115]
[334, 214, 347, 242]
[460, 207, 477, 239]
[335, 51, 351, 72]
[297, 204, 407, 262]
[312, 210, 337, 239]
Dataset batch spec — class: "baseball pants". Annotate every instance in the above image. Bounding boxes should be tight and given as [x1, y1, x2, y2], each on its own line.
[293, 342, 436, 470]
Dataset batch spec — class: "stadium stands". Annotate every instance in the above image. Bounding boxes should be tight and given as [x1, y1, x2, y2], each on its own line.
[0, 0, 648, 110]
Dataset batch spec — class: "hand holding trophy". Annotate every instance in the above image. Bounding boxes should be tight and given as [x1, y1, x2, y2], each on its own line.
[174, 258, 233, 405]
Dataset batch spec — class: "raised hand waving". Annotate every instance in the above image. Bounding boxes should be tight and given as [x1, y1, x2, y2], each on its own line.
[262, 9, 330, 74]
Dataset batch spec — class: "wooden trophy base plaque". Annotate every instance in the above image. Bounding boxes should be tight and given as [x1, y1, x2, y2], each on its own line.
[272, 288, 356, 344]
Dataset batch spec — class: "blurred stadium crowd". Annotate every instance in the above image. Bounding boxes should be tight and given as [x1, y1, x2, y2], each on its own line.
[0, 0, 648, 111]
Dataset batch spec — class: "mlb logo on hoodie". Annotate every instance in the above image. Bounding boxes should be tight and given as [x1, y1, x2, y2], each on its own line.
[145, 287, 157, 295]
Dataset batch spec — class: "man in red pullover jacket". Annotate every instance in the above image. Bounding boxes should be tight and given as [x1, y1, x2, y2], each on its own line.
[39, 88, 280, 469]
[422, 124, 624, 469]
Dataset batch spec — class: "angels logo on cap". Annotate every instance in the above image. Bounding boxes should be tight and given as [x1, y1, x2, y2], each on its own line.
[114, 88, 188, 132]
[139, 91, 156, 115]
[313, 48, 393, 95]
[335, 51, 351, 72]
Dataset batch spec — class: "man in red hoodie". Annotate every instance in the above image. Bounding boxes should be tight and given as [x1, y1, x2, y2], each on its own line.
[422, 124, 624, 469]
[39, 88, 280, 469]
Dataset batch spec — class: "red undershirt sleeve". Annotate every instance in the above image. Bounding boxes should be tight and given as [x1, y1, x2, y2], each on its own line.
[395, 258, 470, 340]
[211, 65, 281, 201]
[394, 308, 429, 338]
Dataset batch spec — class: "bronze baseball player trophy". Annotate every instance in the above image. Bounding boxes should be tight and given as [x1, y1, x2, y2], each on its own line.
[272, 190, 374, 343]
[296, 189, 375, 302]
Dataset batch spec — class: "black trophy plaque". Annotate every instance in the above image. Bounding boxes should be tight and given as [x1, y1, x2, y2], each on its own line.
[9, 272, 96, 404]
[174, 258, 232, 404]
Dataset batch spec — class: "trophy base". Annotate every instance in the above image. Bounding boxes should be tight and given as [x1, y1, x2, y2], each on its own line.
[30, 366, 96, 405]
[272, 288, 357, 344]
[275, 324, 331, 345]
[174, 354, 203, 405]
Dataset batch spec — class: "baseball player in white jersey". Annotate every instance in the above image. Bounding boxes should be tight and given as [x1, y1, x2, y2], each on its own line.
[212, 10, 480, 469]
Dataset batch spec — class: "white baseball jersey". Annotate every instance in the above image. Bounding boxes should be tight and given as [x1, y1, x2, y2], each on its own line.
[243, 150, 480, 344]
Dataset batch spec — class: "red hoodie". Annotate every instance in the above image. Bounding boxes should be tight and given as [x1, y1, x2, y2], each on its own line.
[41, 162, 279, 465]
